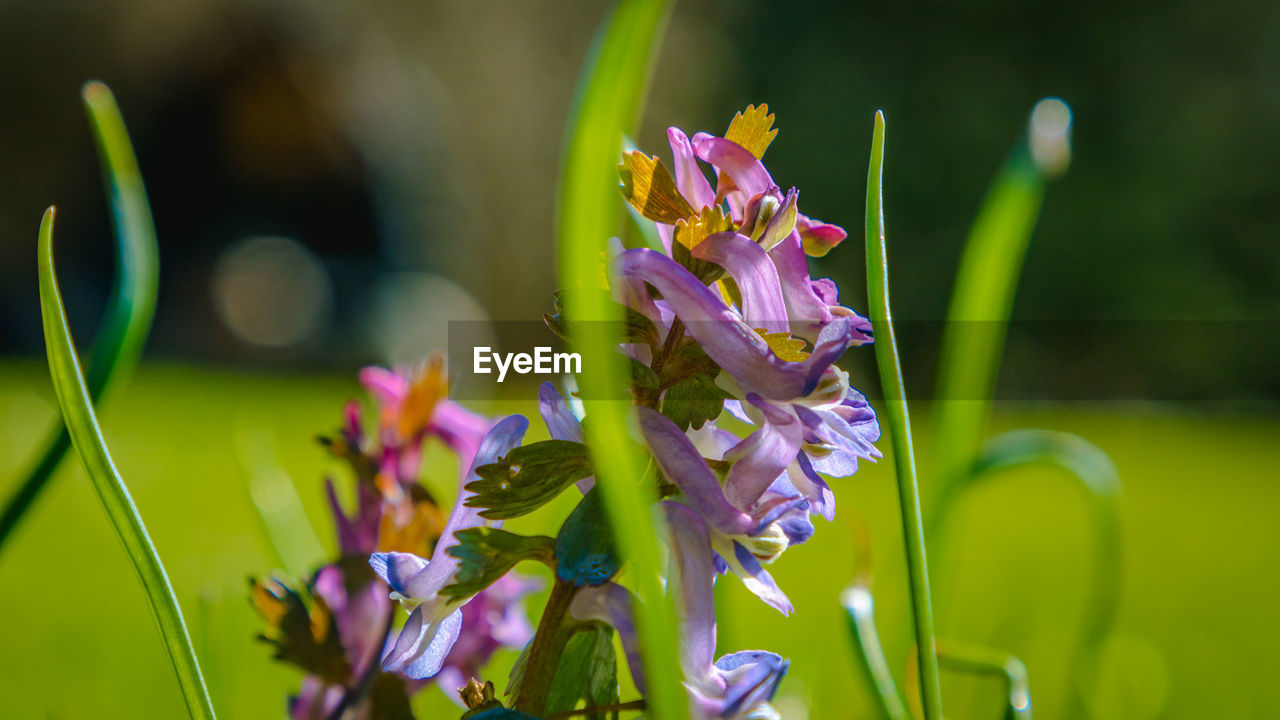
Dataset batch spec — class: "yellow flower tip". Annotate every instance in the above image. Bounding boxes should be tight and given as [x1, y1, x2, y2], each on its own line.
[726, 104, 779, 159]
[753, 328, 810, 362]
[674, 205, 734, 251]
[619, 151, 695, 224]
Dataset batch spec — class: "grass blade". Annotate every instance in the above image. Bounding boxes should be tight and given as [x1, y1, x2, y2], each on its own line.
[38, 208, 216, 719]
[908, 640, 1032, 720]
[0, 81, 159, 550]
[841, 581, 910, 720]
[556, 1, 686, 718]
[965, 428, 1120, 715]
[931, 99, 1072, 503]
[864, 110, 944, 720]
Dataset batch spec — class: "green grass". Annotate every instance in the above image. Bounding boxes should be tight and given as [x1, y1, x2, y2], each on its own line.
[1, 362, 1276, 718]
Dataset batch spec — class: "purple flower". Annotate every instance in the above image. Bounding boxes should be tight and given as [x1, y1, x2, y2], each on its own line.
[664, 501, 789, 719]
[638, 407, 805, 615]
[369, 414, 530, 679]
[434, 573, 541, 704]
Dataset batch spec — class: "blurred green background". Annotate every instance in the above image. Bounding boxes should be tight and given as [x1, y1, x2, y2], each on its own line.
[1, 0, 1278, 717]
[3, 365, 1277, 718]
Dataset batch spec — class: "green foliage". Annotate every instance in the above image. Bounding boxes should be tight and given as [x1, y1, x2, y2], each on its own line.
[932, 121, 1053, 504]
[37, 209, 216, 719]
[556, 487, 620, 587]
[841, 582, 908, 720]
[933, 640, 1032, 720]
[442, 528, 556, 599]
[863, 111, 943, 720]
[545, 624, 621, 719]
[544, 289, 662, 352]
[660, 373, 727, 431]
[555, 0, 685, 712]
[0, 81, 159, 551]
[248, 576, 349, 683]
[468, 440, 595, 520]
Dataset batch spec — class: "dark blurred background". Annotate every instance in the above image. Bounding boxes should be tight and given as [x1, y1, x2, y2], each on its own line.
[1, 0, 1277, 394]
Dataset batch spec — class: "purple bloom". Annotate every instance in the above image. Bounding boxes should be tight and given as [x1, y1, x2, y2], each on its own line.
[664, 502, 789, 719]
[638, 407, 804, 615]
[369, 414, 530, 679]
[434, 573, 541, 704]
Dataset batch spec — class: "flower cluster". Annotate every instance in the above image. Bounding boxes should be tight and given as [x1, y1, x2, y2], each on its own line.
[251, 356, 537, 718]
[256, 105, 879, 720]
[603, 104, 881, 717]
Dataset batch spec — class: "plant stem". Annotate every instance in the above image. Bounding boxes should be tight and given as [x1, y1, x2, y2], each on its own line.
[514, 577, 579, 715]
[863, 111, 944, 720]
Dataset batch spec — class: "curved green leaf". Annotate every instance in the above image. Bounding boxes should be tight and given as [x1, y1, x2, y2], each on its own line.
[841, 581, 909, 720]
[932, 640, 1033, 720]
[864, 110, 944, 720]
[963, 428, 1120, 714]
[556, 1, 685, 718]
[0, 81, 159, 550]
[38, 208, 216, 719]
[931, 99, 1072, 508]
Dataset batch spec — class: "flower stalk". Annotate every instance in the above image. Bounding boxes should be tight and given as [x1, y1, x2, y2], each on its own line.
[863, 110, 944, 720]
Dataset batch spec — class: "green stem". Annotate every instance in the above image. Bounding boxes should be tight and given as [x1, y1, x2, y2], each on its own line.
[515, 578, 579, 715]
[38, 208, 216, 719]
[863, 110, 943, 720]
[841, 581, 909, 720]
[556, 1, 687, 718]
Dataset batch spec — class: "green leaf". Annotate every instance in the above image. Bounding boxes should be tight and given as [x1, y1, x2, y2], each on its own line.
[0, 81, 160, 551]
[441, 528, 556, 599]
[248, 576, 350, 683]
[961, 428, 1119, 716]
[468, 440, 595, 519]
[660, 373, 725, 430]
[544, 289, 661, 351]
[37, 208, 217, 719]
[932, 99, 1068, 506]
[841, 581, 909, 720]
[932, 639, 1032, 720]
[556, 0, 686, 716]
[863, 111, 943, 720]
[544, 624, 621, 719]
[556, 487, 620, 587]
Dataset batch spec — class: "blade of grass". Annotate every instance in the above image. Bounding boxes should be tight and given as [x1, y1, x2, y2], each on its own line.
[0, 81, 159, 551]
[841, 581, 910, 720]
[38, 208, 216, 719]
[931, 99, 1072, 508]
[556, 1, 685, 718]
[907, 640, 1032, 720]
[864, 110, 944, 720]
[964, 428, 1120, 716]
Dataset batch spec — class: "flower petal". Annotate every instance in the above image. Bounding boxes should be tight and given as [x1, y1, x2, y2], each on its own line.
[668, 127, 716, 212]
[693, 135, 775, 200]
[538, 382, 584, 443]
[570, 582, 646, 694]
[722, 400, 803, 510]
[693, 232, 789, 333]
[368, 551, 430, 598]
[662, 501, 720, 683]
[387, 415, 529, 604]
[796, 212, 847, 257]
[638, 408, 755, 536]
[616, 249, 851, 400]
